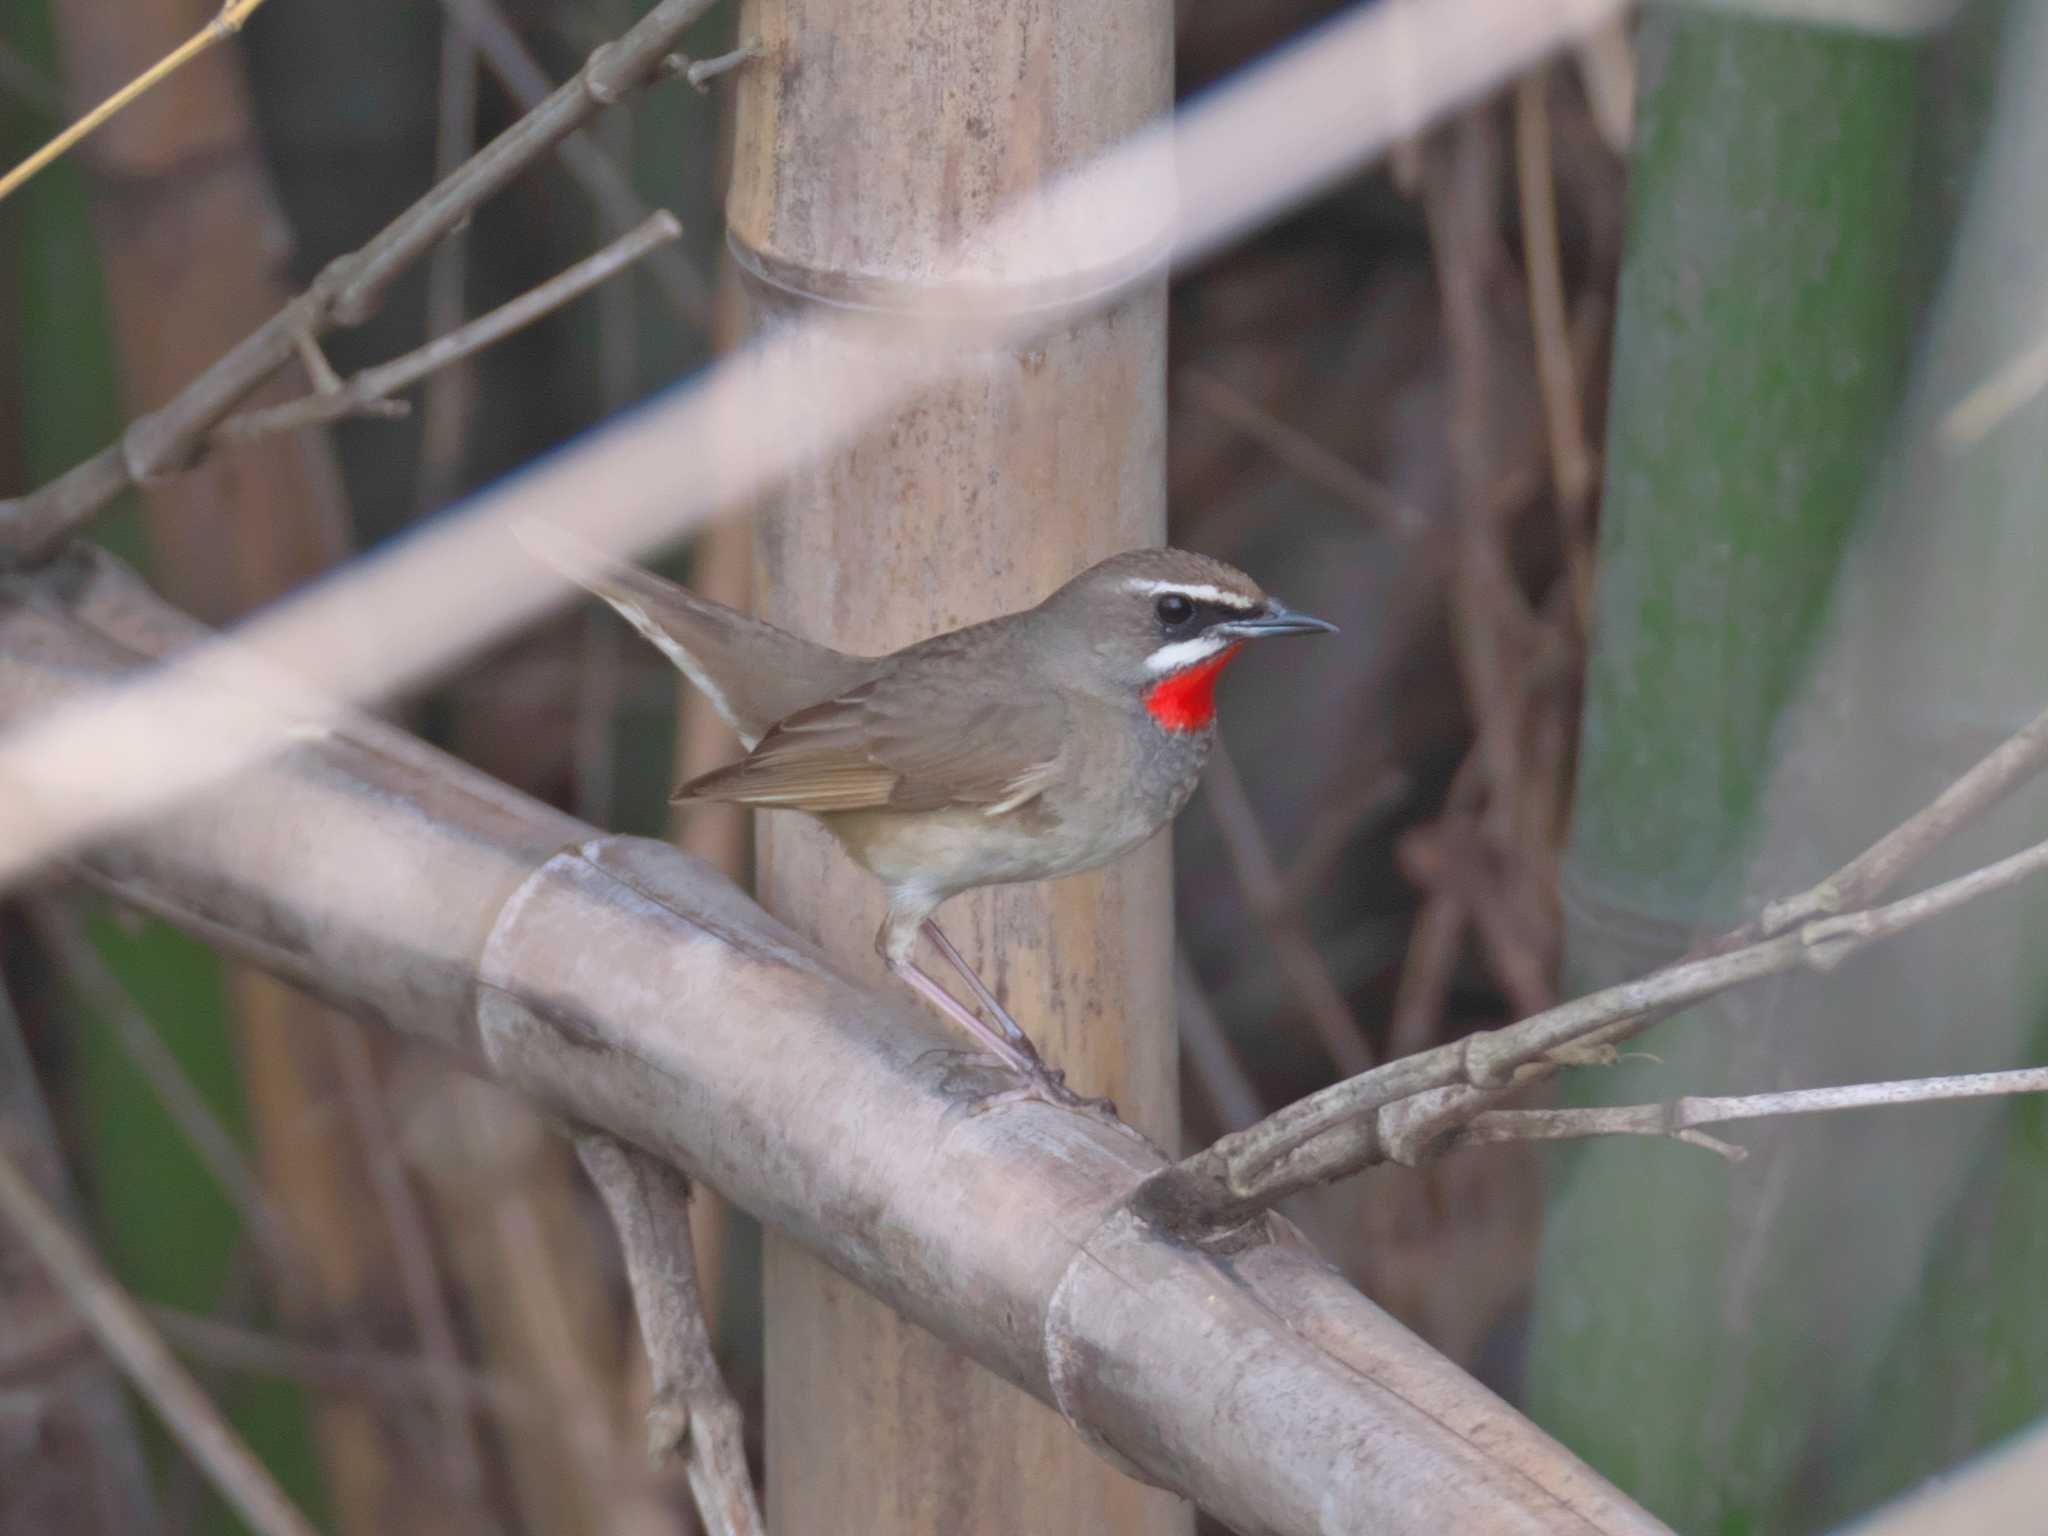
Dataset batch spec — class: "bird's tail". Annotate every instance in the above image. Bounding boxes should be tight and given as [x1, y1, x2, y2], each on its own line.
[516, 521, 867, 748]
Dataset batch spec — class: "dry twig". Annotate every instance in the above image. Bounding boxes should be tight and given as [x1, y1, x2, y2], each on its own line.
[575, 1133, 763, 1536]
[437, 0, 711, 326]
[1177, 946, 1264, 1135]
[150, 1304, 529, 1416]
[0, 0, 722, 565]
[415, 8, 484, 514]
[0, 0, 273, 205]
[684, 41, 760, 91]
[329, 1021, 489, 1503]
[1459, 1067, 2048, 1160]
[1203, 737, 1375, 1077]
[0, 1140, 319, 1536]
[219, 215, 682, 443]
[1512, 71, 1596, 631]
[1179, 369, 1420, 535]
[1147, 697, 2048, 1223]
[28, 901, 323, 1310]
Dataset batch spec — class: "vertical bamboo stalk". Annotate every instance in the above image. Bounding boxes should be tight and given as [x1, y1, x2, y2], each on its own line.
[728, 1, 1185, 1530]
[1525, 9, 1932, 1530]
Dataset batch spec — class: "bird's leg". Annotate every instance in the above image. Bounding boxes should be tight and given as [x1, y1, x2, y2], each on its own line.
[881, 912, 1120, 1121]
[884, 956, 1041, 1079]
[920, 920, 1038, 1060]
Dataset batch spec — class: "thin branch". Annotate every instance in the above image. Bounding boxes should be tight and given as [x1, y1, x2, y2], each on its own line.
[150, 1304, 532, 1418]
[1203, 736, 1375, 1078]
[1179, 369, 1420, 535]
[0, 0, 273, 205]
[1460, 1067, 2048, 1157]
[415, 10, 484, 514]
[1273, 765, 1410, 916]
[28, 900, 322, 1312]
[1756, 698, 2048, 934]
[219, 214, 681, 443]
[684, 40, 761, 91]
[329, 1020, 489, 1503]
[437, 0, 711, 326]
[1146, 689, 2048, 1223]
[1176, 947, 1264, 1135]
[1511, 70, 1596, 632]
[574, 1132, 764, 1536]
[1150, 827, 2048, 1225]
[0, 0, 722, 565]
[0, 1140, 320, 1536]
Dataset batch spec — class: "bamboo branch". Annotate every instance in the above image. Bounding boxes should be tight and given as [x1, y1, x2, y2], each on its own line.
[0, 1138, 320, 1536]
[0, 0, 722, 565]
[218, 214, 681, 443]
[1146, 695, 2048, 1223]
[1459, 1068, 2048, 1159]
[575, 1133, 764, 1536]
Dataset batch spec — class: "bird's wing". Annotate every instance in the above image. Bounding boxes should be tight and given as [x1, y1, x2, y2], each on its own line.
[676, 676, 1066, 815]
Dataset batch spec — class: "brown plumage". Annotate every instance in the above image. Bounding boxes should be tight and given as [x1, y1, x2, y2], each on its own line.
[526, 528, 1335, 1108]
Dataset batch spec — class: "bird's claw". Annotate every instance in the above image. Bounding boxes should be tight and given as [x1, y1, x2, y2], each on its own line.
[968, 1064, 1136, 1137]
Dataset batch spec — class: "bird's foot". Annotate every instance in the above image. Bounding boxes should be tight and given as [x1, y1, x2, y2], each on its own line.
[970, 1062, 1141, 1139]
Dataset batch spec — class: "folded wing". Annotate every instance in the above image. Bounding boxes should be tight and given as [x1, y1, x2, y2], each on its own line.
[677, 677, 1066, 816]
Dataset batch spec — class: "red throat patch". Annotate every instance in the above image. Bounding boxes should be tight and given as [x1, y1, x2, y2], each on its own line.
[1143, 644, 1243, 732]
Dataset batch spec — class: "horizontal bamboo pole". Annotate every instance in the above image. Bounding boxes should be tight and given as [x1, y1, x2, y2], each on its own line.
[0, 550, 1664, 1536]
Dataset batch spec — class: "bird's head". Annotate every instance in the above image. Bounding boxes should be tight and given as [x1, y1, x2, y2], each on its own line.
[1037, 548, 1337, 731]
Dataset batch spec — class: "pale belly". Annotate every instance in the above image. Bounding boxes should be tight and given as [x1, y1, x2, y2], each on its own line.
[824, 798, 1169, 902]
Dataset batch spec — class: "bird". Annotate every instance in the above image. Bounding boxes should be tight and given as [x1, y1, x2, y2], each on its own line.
[526, 528, 1336, 1109]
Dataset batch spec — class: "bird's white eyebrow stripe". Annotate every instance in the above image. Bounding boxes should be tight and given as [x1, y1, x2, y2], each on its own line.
[1122, 578, 1258, 609]
[1144, 634, 1232, 675]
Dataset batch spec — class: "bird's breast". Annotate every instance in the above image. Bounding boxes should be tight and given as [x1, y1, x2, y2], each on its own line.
[822, 722, 1213, 900]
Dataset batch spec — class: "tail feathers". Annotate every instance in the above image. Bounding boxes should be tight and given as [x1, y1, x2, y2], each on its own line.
[517, 521, 866, 747]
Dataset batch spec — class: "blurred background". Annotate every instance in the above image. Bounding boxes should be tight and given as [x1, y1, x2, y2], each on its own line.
[5, 0, 2048, 1532]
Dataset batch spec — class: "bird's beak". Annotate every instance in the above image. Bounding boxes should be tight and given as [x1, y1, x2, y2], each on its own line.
[1211, 600, 1339, 640]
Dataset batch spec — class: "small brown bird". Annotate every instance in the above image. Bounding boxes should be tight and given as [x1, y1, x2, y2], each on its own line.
[530, 530, 1335, 1106]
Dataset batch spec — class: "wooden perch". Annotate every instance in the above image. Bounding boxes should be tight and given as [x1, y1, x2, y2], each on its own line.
[0, 548, 1665, 1536]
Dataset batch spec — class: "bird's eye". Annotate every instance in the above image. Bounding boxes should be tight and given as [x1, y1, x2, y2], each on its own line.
[1155, 593, 1194, 627]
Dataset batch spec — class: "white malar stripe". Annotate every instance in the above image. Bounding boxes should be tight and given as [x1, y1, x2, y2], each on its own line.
[1122, 578, 1258, 609]
[1145, 634, 1232, 676]
[598, 591, 760, 749]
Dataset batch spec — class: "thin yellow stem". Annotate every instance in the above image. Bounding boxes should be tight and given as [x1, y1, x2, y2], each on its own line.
[0, 0, 274, 206]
